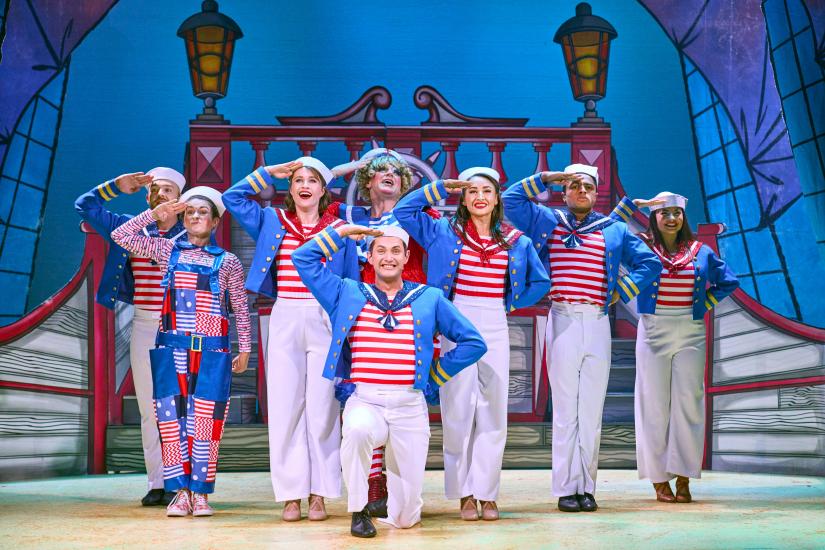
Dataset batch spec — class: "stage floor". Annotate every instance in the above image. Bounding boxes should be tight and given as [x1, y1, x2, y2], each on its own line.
[1, 470, 823, 549]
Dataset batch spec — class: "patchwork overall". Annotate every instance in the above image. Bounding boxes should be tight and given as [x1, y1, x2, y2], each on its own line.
[150, 243, 232, 495]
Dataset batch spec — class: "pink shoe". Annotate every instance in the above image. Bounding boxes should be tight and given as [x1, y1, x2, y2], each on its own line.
[192, 492, 214, 517]
[166, 490, 192, 517]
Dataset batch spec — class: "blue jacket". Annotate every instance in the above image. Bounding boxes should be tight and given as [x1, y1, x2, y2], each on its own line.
[223, 166, 360, 298]
[617, 198, 740, 319]
[74, 181, 187, 309]
[394, 180, 551, 311]
[502, 173, 662, 313]
[292, 226, 487, 391]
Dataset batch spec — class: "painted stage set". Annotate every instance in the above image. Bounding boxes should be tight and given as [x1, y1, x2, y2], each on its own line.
[1, 0, 824, 547]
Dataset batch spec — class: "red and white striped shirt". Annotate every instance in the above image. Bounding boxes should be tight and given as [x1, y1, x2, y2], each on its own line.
[656, 263, 695, 312]
[275, 226, 315, 300]
[349, 300, 416, 386]
[453, 238, 508, 301]
[131, 229, 168, 313]
[548, 227, 608, 307]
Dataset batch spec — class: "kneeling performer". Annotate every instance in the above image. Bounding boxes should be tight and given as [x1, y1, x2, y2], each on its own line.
[293, 224, 486, 538]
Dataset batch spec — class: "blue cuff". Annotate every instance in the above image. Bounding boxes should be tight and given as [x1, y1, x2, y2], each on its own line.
[96, 180, 120, 202]
[616, 274, 641, 303]
[517, 174, 544, 199]
[245, 167, 274, 194]
[614, 196, 638, 224]
[422, 181, 447, 204]
[313, 225, 345, 259]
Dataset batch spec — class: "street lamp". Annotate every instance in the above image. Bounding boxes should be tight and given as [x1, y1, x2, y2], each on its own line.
[178, 0, 243, 124]
[553, 2, 617, 127]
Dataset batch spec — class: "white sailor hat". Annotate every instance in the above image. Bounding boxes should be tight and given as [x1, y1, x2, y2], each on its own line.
[367, 224, 410, 248]
[458, 166, 501, 184]
[361, 148, 405, 163]
[563, 163, 599, 186]
[294, 156, 334, 185]
[649, 191, 688, 212]
[180, 186, 226, 217]
[146, 167, 186, 192]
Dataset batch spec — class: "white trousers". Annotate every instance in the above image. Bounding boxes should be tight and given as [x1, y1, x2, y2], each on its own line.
[341, 384, 430, 529]
[267, 298, 341, 501]
[547, 302, 611, 497]
[440, 297, 510, 501]
[130, 308, 164, 490]
[635, 313, 706, 482]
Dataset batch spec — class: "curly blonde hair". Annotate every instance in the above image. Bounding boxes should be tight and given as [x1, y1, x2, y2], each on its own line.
[355, 155, 413, 202]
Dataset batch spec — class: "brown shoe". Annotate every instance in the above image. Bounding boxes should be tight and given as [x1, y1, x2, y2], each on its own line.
[308, 494, 327, 521]
[282, 499, 301, 522]
[653, 482, 676, 503]
[460, 495, 479, 521]
[480, 500, 499, 521]
[675, 476, 692, 503]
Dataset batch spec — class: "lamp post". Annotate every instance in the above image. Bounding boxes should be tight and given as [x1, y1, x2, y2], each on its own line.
[178, 0, 243, 124]
[553, 2, 617, 127]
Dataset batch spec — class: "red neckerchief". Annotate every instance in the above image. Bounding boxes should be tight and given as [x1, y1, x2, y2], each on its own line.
[457, 220, 522, 266]
[277, 209, 340, 243]
[653, 240, 701, 275]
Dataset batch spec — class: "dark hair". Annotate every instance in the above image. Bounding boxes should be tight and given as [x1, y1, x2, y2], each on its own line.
[450, 174, 512, 250]
[642, 208, 696, 248]
[284, 166, 332, 215]
[186, 195, 220, 219]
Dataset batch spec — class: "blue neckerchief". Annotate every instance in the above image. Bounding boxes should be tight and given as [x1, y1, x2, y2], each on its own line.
[176, 240, 225, 256]
[358, 281, 428, 331]
[553, 209, 615, 249]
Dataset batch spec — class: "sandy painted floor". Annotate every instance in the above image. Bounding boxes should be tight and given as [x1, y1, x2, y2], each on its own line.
[1, 470, 824, 549]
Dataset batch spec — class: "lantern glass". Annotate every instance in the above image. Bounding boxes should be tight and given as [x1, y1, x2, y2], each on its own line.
[182, 25, 237, 99]
[561, 30, 611, 100]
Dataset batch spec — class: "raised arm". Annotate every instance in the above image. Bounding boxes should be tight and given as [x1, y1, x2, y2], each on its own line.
[609, 196, 667, 224]
[704, 247, 740, 310]
[394, 180, 469, 248]
[431, 294, 487, 385]
[223, 161, 302, 240]
[110, 203, 182, 263]
[74, 172, 153, 241]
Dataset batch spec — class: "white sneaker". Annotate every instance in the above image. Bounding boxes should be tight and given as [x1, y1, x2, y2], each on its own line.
[192, 492, 214, 517]
[166, 490, 192, 517]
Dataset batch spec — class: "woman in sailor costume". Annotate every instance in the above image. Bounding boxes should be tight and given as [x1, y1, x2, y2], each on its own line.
[223, 158, 359, 521]
[111, 187, 250, 517]
[625, 192, 739, 503]
[394, 167, 550, 521]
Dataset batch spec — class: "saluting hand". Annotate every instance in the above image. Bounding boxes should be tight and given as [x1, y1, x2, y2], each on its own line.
[115, 172, 154, 194]
[331, 158, 369, 178]
[151, 198, 187, 223]
[336, 224, 384, 241]
[442, 179, 473, 194]
[632, 198, 667, 209]
[540, 171, 584, 185]
[264, 160, 303, 179]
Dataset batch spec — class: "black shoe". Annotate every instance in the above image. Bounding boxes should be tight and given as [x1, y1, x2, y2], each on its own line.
[160, 490, 176, 506]
[557, 495, 581, 512]
[141, 489, 166, 506]
[365, 496, 388, 519]
[577, 493, 598, 512]
[351, 508, 377, 538]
